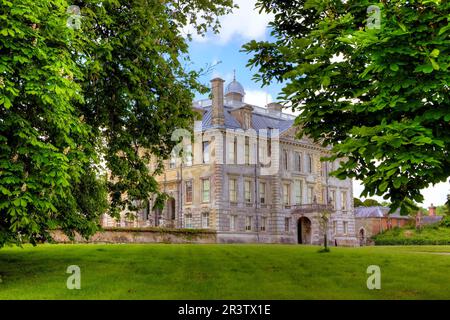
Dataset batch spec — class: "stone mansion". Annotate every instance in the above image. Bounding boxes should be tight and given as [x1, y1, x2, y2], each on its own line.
[101, 76, 358, 246]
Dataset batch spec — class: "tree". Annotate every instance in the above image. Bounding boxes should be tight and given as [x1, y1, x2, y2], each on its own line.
[318, 209, 331, 252]
[243, 0, 450, 214]
[353, 197, 363, 207]
[0, 0, 234, 247]
[362, 198, 381, 207]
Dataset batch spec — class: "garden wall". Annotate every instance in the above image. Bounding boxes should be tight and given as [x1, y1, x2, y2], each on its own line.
[51, 228, 217, 244]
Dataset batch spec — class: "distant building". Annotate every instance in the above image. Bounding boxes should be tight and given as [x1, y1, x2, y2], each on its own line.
[102, 75, 358, 246]
[416, 203, 443, 227]
[355, 206, 413, 245]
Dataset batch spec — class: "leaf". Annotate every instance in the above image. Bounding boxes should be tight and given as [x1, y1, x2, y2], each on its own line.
[379, 181, 388, 192]
[321, 76, 330, 87]
[430, 49, 440, 58]
[415, 64, 434, 74]
[396, 21, 407, 32]
[429, 58, 440, 70]
[393, 178, 401, 189]
[438, 24, 450, 35]
[390, 64, 399, 72]
[1, 96, 12, 108]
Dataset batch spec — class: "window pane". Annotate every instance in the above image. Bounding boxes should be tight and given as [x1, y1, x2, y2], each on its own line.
[259, 182, 266, 204]
[202, 213, 209, 228]
[294, 180, 302, 205]
[245, 181, 251, 202]
[245, 216, 252, 231]
[283, 184, 290, 205]
[202, 179, 210, 202]
[185, 214, 193, 228]
[245, 137, 250, 165]
[261, 217, 266, 231]
[230, 215, 236, 231]
[185, 181, 192, 203]
[341, 191, 347, 210]
[285, 218, 290, 232]
[229, 179, 237, 202]
[202, 141, 210, 164]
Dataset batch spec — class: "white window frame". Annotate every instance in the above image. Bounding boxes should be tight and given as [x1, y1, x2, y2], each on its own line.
[283, 183, 290, 206]
[307, 186, 314, 204]
[294, 180, 302, 205]
[201, 212, 209, 229]
[244, 136, 250, 165]
[341, 191, 348, 211]
[230, 215, 237, 231]
[260, 217, 267, 232]
[185, 180, 193, 204]
[259, 182, 266, 204]
[185, 214, 193, 229]
[285, 217, 291, 232]
[244, 180, 252, 203]
[245, 216, 253, 231]
[202, 141, 210, 164]
[229, 178, 237, 202]
[202, 178, 210, 203]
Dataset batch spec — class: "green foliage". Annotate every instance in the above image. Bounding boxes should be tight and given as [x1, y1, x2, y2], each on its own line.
[362, 198, 381, 207]
[373, 224, 450, 245]
[354, 197, 363, 207]
[440, 215, 450, 227]
[244, 0, 450, 213]
[0, 0, 234, 247]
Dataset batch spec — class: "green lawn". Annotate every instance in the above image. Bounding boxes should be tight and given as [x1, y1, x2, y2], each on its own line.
[0, 244, 449, 299]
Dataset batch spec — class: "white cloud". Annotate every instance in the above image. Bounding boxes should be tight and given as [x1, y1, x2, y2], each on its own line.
[211, 70, 234, 83]
[353, 179, 449, 208]
[216, 0, 273, 44]
[183, 0, 273, 45]
[244, 89, 272, 107]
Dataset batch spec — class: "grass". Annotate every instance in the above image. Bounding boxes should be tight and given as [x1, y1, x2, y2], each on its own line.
[0, 244, 450, 299]
[373, 224, 450, 245]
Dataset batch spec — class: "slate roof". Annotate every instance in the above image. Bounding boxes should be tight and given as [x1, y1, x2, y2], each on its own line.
[354, 206, 411, 219]
[421, 216, 443, 224]
[199, 105, 295, 134]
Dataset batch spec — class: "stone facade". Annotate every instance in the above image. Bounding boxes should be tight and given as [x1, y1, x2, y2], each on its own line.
[101, 76, 358, 246]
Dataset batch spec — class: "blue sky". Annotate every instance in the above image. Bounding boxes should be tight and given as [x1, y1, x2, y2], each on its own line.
[185, 0, 449, 208]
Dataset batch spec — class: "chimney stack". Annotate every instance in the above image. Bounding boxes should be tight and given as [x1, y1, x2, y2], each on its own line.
[428, 203, 436, 216]
[266, 102, 283, 114]
[210, 78, 225, 127]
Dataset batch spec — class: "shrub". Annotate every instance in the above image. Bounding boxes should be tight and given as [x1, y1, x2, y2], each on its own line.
[440, 216, 450, 228]
[372, 225, 450, 245]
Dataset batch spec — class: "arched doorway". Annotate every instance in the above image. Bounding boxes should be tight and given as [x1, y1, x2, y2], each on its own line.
[359, 228, 365, 246]
[297, 217, 312, 244]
